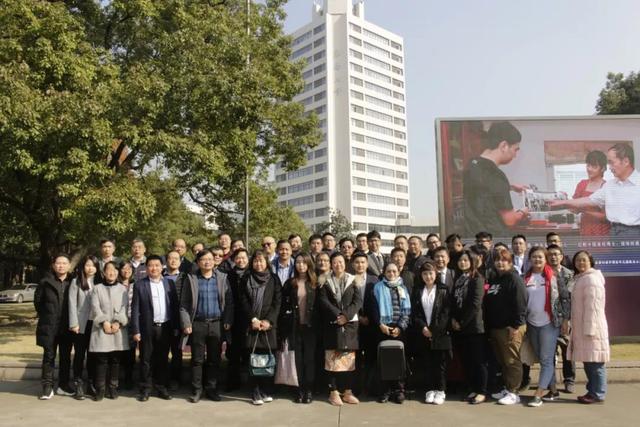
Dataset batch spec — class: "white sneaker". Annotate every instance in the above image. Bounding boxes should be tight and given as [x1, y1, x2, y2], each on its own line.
[491, 388, 508, 400]
[424, 390, 436, 404]
[498, 392, 520, 405]
[55, 387, 73, 396]
[39, 387, 54, 400]
[433, 391, 446, 405]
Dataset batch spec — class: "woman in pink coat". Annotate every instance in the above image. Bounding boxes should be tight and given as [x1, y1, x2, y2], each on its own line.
[568, 250, 609, 404]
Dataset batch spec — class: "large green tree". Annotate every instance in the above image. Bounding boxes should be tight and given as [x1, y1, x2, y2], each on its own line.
[0, 0, 319, 276]
[596, 71, 640, 114]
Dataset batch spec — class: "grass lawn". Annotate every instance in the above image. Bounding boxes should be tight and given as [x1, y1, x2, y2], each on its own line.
[1, 303, 639, 363]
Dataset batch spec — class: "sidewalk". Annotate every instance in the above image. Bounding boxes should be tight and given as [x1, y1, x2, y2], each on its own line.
[1, 381, 638, 427]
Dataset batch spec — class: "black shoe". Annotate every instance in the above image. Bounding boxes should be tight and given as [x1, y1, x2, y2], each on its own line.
[137, 391, 150, 402]
[39, 385, 54, 400]
[107, 387, 118, 400]
[542, 391, 560, 402]
[394, 391, 406, 404]
[206, 389, 221, 401]
[74, 381, 85, 401]
[87, 383, 97, 397]
[303, 391, 313, 404]
[295, 390, 304, 404]
[189, 390, 202, 403]
[157, 389, 173, 400]
[93, 389, 105, 402]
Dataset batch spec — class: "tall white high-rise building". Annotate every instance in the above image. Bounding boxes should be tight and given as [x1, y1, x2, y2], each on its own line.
[276, 0, 410, 248]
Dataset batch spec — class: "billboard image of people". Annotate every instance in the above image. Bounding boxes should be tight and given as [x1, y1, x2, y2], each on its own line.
[436, 116, 640, 275]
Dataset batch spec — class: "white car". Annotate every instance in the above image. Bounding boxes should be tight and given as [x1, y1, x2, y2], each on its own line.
[0, 284, 38, 303]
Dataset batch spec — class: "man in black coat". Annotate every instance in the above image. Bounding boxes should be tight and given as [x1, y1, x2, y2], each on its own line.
[34, 254, 74, 399]
[178, 250, 234, 403]
[432, 247, 454, 291]
[131, 255, 179, 401]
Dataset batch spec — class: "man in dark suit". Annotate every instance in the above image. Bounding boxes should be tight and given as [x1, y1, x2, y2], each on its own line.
[178, 249, 234, 403]
[432, 246, 454, 291]
[172, 238, 193, 274]
[131, 255, 179, 402]
[366, 230, 388, 278]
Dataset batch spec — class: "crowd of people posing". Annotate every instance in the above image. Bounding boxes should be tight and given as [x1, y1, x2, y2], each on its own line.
[33, 230, 610, 408]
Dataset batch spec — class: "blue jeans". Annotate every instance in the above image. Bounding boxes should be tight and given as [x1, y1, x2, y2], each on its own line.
[583, 362, 607, 400]
[527, 322, 559, 390]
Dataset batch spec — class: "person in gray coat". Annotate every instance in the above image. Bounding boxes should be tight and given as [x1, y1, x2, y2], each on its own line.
[89, 261, 129, 401]
[68, 255, 100, 400]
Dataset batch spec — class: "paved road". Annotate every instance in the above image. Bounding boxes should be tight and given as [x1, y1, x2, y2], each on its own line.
[1, 381, 637, 427]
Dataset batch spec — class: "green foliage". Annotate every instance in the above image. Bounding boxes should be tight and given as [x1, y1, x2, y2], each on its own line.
[596, 71, 640, 114]
[315, 209, 354, 240]
[0, 0, 319, 275]
[216, 179, 310, 251]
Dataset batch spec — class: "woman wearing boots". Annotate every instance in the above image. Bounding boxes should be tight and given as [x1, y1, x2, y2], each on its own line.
[90, 261, 130, 401]
[279, 253, 319, 403]
[318, 252, 362, 406]
[68, 255, 100, 400]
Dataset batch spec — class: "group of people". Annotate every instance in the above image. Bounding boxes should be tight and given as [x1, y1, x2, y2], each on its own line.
[34, 229, 610, 408]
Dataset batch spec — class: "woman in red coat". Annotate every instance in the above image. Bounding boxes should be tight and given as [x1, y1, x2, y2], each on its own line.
[572, 150, 609, 236]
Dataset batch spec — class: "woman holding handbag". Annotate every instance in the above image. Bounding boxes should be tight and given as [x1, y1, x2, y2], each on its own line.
[278, 253, 318, 403]
[240, 250, 282, 405]
[318, 252, 363, 406]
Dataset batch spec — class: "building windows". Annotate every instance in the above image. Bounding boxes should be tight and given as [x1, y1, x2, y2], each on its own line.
[393, 91, 405, 101]
[391, 41, 402, 51]
[370, 223, 395, 233]
[352, 162, 365, 171]
[397, 198, 409, 207]
[315, 192, 327, 202]
[352, 147, 365, 157]
[366, 108, 393, 123]
[299, 96, 313, 106]
[291, 44, 312, 60]
[395, 143, 406, 153]
[287, 195, 314, 207]
[368, 194, 395, 205]
[362, 28, 390, 46]
[366, 122, 394, 136]
[394, 117, 406, 127]
[314, 163, 327, 173]
[350, 23, 362, 33]
[316, 207, 328, 217]
[314, 91, 326, 102]
[363, 41, 390, 58]
[298, 209, 315, 220]
[351, 104, 364, 114]
[366, 150, 395, 163]
[353, 191, 367, 201]
[367, 164, 395, 177]
[302, 69, 313, 79]
[349, 49, 363, 60]
[277, 187, 286, 195]
[363, 54, 391, 71]
[365, 81, 392, 97]
[351, 90, 364, 100]
[313, 24, 325, 34]
[368, 179, 395, 191]
[350, 76, 364, 86]
[393, 104, 405, 113]
[287, 180, 314, 194]
[366, 135, 394, 151]
[366, 95, 392, 110]
[395, 157, 407, 166]
[368, 208, 396, 219]
[353, 206, 367, 216]
[303, 82, 313, 93]
[315, 147, 327, 158]
[350, 62, 363, 73]
[397, 213, 409, 220]
[276, 173, 286, 182]
[364, 67, 392, 84]
[392, 66, 403, 76]
[314, 37, 325, 48]
[353, 222, 367, 230]
[314, 63, 326, 74]
[314, 77, 326, 88]
[396, 171, 408, 180]
[287, 166, 314, 180]
[351, 118, 365, 128]
[315, 178, 327, 187]
[315, 105, 326, 114]
[396, 184, 409, 193]
[392, 79, 404, 88]
[394, 130, 406, 140]
[292, 31, 312, 47]
[353, 176, 367, 186]
[351, 132, 365, 142]
[349, 36, 362, 46]
[391, 53, 403, 63]
[318, 119, 326, 128]
[313, 50, 325, 61]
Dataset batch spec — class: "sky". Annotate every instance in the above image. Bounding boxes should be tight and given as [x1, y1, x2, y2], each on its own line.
[281, 0, 640, 225]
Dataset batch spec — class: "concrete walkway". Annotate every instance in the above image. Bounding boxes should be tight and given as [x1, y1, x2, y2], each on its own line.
[1, 381, 638, 427]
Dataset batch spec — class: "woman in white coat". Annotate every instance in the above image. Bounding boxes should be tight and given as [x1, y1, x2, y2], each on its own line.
[568, 250, 609, 404]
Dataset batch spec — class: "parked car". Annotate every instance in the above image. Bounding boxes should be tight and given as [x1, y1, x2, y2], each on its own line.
[0, 284, 38, 303]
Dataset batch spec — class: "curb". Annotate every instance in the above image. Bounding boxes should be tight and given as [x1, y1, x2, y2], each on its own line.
[2, 360, 640, 383]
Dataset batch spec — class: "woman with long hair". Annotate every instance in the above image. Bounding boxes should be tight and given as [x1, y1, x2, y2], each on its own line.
[451, 250, 488, 404]
[279, 253, 319, 403]
[239, 250, 282, 405]
[318, 252, 362, 406]
[226, 248, 251, 391]
[568, 250, 609, 404]
[68, 255, 101, 399]
[118, 261, 136, 389]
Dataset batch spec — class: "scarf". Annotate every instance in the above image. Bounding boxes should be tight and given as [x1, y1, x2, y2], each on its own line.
[248, 270, 270, 315]
[524, 264, 553, 321]
[453, 273, 470, 310]
[374, 277, 410, 325]
[327, 273, 348, 302]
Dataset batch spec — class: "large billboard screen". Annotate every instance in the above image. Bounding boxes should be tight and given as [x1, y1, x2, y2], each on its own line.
[436, 116, 640, 276]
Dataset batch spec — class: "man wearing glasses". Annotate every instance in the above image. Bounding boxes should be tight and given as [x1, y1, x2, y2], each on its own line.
[261, 236, 277, 263]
